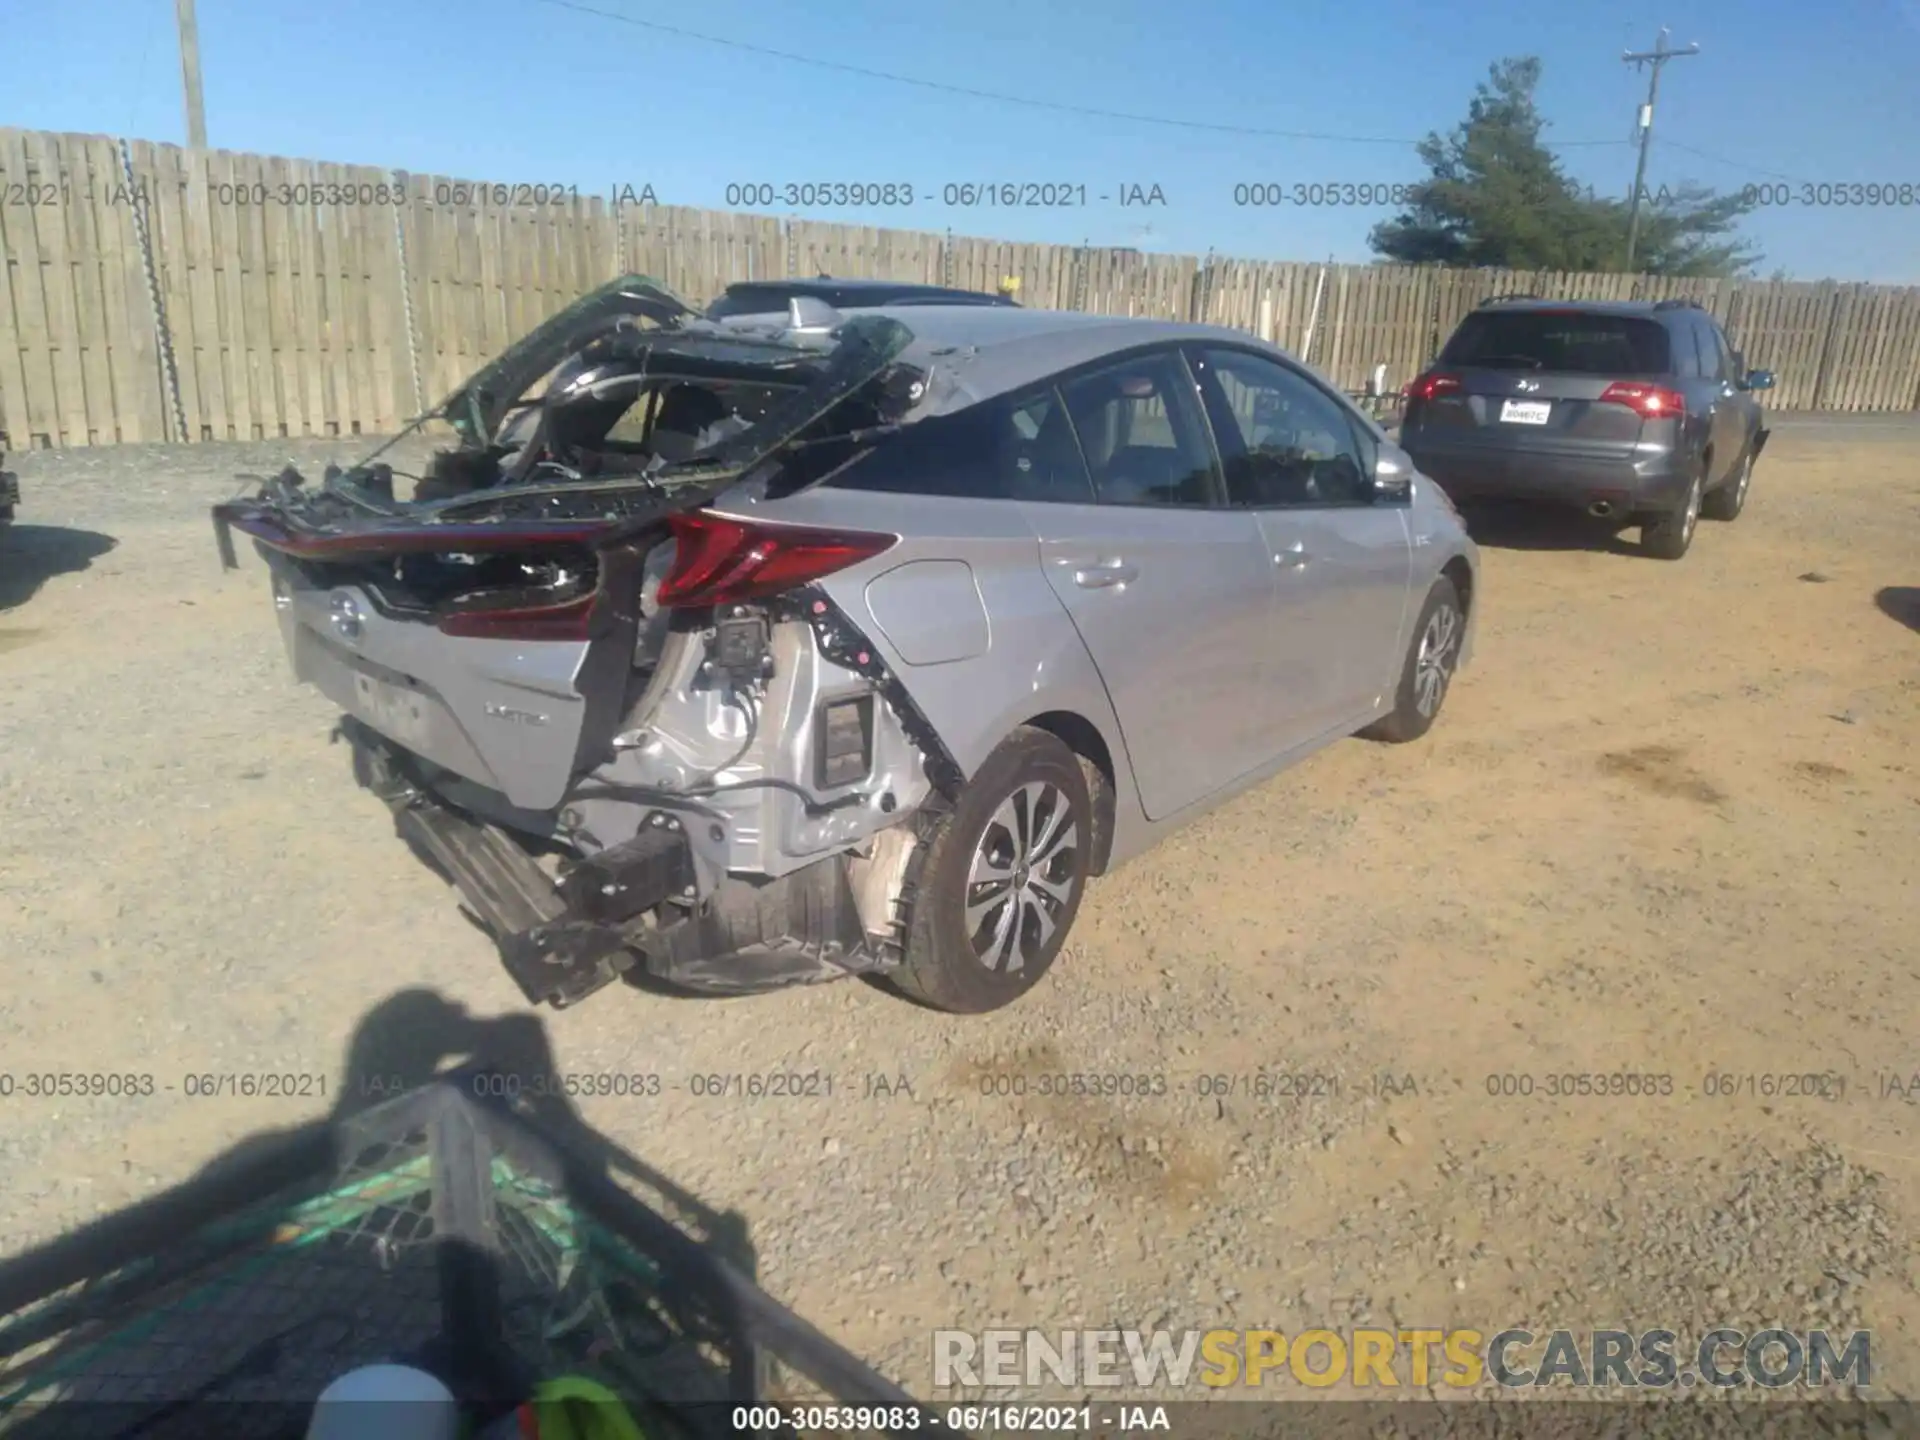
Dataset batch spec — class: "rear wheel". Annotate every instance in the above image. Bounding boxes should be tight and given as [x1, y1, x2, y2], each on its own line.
[1701, 445, 1753, 522]
[1642, 462, 1704, 560]
[1362, 576, 1464, 745]
[888, 727, 1092, 1014]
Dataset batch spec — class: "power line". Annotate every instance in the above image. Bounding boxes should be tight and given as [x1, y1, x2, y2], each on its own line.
[1654, 139, 1813, 185]
[127, 1, 160, 135]
[530, 0, 1630, 151]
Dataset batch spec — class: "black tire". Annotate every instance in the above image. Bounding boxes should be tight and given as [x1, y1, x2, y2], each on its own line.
[887, 726, 1093, 1014]
[1642, 460, 1704, 560]
[1361, 575, 1465, 745]
[1700, 444, 1753, 522]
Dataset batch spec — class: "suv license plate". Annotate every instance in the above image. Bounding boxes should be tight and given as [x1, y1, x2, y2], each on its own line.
[1500, 400, 1552, 425]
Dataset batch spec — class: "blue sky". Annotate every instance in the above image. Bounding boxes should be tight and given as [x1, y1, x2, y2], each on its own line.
[10, 0, 1920, 281]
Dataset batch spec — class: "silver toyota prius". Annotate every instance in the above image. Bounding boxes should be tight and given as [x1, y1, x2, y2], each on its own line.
[215, 277, 1479, 1014]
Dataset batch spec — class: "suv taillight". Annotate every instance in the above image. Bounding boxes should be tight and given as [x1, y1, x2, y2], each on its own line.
[655, 511, 896, 609]
[1598, 381, 1686, 420]
[1408, 372, 1462, 403]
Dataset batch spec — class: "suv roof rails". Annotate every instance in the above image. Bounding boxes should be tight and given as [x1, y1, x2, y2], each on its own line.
[1652, 297, 1703, 311]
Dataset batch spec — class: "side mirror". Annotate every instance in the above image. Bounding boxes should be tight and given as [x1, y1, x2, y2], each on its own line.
[1371, 445, 1414, 503]
[1743, 369, 1775, 392]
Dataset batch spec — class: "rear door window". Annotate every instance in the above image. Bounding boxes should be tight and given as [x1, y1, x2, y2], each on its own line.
[1675, 318, 1705, 379]
[1441, 311, 1672, 375]
[825, 387, 1095, 503]
[1705, 321, 1736, 382]
[1687, 316, 1719, 381]
[1058, 350, 1223, 508]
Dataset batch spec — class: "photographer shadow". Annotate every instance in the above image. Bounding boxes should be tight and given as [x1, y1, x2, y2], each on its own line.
[0, 989, 866, 1440]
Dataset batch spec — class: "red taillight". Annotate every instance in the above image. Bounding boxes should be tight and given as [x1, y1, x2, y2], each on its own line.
[655, 511, 896, 609]
[1409, 372, 1462, 403]
[436, 593, 597, 640]
[1598, 381, 1686, 420]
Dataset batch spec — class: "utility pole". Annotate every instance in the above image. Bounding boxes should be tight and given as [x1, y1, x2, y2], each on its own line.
[1621, 28, 1698, 271]
[176, 0, 207, 148]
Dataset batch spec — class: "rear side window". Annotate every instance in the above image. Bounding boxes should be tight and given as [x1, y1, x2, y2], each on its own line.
[1441, 311, 1672, 375]
[825, 388, 1095, 503]
[1058, 351, 1222, 508]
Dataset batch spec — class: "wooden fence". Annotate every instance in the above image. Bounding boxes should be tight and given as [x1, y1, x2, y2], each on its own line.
[5, 125, 1920, 448]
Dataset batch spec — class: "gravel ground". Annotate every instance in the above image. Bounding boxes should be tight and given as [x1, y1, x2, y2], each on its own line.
[1, 418, 1916, 1412]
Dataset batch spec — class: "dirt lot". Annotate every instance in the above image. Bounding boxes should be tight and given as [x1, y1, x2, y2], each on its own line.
[1, 417, 1916, 1407]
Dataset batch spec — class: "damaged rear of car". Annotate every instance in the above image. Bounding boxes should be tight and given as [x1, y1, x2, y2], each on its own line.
[215, 276, 965, 1009]
[221, 280, 1479, 1016]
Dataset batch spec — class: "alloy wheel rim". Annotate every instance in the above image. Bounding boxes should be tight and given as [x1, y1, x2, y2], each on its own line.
[1735, 454, 1751, 505]
[1683, 474, 1702, 542]
[1414, 604, 1460, 718]
[965, 781, 1081, 972]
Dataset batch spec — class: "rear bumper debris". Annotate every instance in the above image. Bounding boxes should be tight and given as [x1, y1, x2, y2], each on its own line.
[346, 721, 892, 1008]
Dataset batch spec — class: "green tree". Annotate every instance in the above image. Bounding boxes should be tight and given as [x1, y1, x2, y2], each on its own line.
[1370, 56, 1760, 276]
[1623, 182, 1763, 276]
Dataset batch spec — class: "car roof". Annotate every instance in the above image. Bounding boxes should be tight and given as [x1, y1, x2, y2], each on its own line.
[839, 304, 1312, 413]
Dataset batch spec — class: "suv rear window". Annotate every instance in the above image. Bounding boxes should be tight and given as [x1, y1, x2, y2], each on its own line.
[1440, 311, 1672, 375]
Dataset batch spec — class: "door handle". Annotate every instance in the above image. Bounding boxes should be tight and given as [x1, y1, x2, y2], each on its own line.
[1274, 541, 1310, 569]
[1071, 559, 1138, 589]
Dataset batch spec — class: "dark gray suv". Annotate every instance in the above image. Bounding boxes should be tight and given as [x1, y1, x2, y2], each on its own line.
[1398, 297, 1774, 559]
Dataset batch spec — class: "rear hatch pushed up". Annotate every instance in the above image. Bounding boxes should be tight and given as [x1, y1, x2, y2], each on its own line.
[214, 280, 918, 814]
